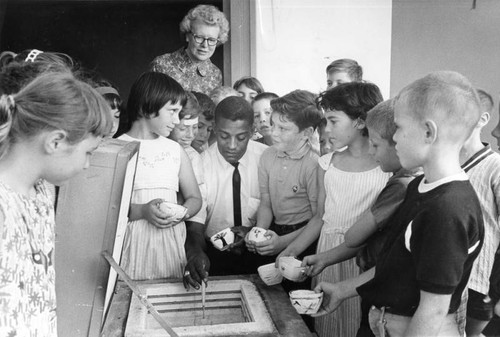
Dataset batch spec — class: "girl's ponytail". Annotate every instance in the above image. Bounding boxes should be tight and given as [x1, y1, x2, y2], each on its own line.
[0, 94, 16, 156]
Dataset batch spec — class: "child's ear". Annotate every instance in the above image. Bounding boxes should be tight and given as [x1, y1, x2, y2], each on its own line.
[44, 130, 69, 154]
[424, 120, 438, 144]
[354, 118, 366, 130]
[478, 112, 490, 128]
[302, 126, 314, 139]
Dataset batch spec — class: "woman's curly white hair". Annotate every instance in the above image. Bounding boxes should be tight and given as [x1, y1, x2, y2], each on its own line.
[180, 4, 230, 44]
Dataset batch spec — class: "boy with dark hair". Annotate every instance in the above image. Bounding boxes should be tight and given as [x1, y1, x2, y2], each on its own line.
[247, 89, 322, 258]
[314, 71, 484, 337]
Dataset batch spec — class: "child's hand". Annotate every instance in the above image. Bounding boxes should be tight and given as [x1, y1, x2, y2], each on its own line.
[302, 254, 326, 277]
[254, 230, 283, 256]
[311, 282, 344, 317]
[143, 199, 181, 229]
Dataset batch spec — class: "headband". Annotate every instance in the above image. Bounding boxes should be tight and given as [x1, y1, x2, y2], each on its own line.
[95, 86, 120, 97]
[183, 117, 199, 126]
[24, 49, 44, 63]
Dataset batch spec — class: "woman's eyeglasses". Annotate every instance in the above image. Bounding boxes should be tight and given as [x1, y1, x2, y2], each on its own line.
[190, 32, 219, 46]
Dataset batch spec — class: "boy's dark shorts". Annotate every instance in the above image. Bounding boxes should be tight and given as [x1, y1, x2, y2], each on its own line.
[467, 289, 494, 321]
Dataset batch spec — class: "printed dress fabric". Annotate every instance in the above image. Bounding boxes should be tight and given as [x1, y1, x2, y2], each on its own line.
[118, 134, 186, 280]
[150, 48, 222, 95]
[314, 152, 391, 337]
[0, 180, 57, 337]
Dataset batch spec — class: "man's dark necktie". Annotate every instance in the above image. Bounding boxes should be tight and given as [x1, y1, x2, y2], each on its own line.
[231, 162, 242, 227]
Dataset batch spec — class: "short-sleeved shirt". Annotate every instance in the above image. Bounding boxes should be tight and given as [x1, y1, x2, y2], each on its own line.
[258, 142, 319, 225]
[357, 172, 484, 315]
[462, 144, 500, 294]
[202, 140, 268, 237]
[150, 48, 222, 95]
[357, 168, 420, 271]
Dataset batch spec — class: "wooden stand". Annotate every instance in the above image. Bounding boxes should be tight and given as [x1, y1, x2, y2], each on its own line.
[101, 275, 312, 337]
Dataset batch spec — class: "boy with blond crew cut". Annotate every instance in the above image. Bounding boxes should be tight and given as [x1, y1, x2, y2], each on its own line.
[313, 71, 484, 337]
[246, 90, 322, 259]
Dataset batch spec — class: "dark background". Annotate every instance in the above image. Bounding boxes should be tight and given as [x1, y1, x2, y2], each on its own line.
[0, 0, 224, 102]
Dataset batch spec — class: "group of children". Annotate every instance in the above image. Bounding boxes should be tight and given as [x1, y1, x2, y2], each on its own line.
[0, 45, 499, 337]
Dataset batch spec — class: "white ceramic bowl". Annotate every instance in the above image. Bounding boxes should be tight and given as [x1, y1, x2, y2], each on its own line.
[248, 227, 269, 243]
[289, 290, 323, 315]
[210, 227, 235, 251]
[278, 257, 307, 282]
[258, 263, 283, 286]
[158, 201, 187, 221]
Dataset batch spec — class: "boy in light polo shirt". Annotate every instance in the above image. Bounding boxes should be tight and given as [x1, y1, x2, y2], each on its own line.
[246, 90, 322, 259]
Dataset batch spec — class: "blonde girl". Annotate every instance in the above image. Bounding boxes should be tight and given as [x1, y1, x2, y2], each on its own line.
[0, 72, 112, 336]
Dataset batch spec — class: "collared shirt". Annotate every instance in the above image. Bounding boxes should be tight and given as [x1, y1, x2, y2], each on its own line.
[462, 143, 500, 294]
[258, 141, 319, 225]
[202, 140, 268, 237]
[150, 48, 222, 95]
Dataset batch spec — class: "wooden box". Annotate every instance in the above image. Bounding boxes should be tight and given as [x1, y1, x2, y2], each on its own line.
[55, 138, 139, 337]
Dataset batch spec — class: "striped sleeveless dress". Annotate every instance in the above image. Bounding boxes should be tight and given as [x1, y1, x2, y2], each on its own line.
[118, 134, 187, 280]
[314, 152, 390, 337]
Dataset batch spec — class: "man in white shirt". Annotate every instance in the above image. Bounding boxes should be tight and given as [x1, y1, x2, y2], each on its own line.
[195, 96, 268, 277]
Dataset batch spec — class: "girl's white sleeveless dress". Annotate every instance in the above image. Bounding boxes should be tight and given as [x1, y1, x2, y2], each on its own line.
[118, 134, 187, 280]
[315, 152, 391, 337]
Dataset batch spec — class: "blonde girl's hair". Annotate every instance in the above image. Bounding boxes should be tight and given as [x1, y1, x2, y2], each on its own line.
[0, 72, 112, 157]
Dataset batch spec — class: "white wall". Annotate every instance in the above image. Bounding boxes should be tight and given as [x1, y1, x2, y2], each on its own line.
[391, 0, 500, 149]
[254, 0, 392, 99]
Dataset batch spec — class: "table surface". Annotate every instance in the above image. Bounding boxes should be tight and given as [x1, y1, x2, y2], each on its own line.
[101, 274, 312, 337]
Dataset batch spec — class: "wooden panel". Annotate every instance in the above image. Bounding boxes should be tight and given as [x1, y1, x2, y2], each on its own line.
[55, 138, 139, 337]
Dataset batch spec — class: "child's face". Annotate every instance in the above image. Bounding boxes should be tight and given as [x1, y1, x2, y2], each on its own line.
[192, 114, 213, 152]
[237, 84, 258, 103]
[491, 118, 500, 151]
[148, 101, 182, 138]
[252, 98, 272, 137]
[393, 101, 428, 170]
[270, 112, 307, 153]
[324, 109, 360, 148]
[46, 134, 102, 185]
[110, 108, 120, 137]
[326, 71, 352, 90]
[319, 127, 335, 156]
[367, 128, 401, 173]
[169, 118, 198, 148]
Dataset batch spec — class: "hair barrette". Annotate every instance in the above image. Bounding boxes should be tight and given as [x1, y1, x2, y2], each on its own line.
[24, 49, 44, 63]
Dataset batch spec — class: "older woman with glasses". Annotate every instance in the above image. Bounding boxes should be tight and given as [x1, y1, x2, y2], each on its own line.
[150, 4, 229, 95]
